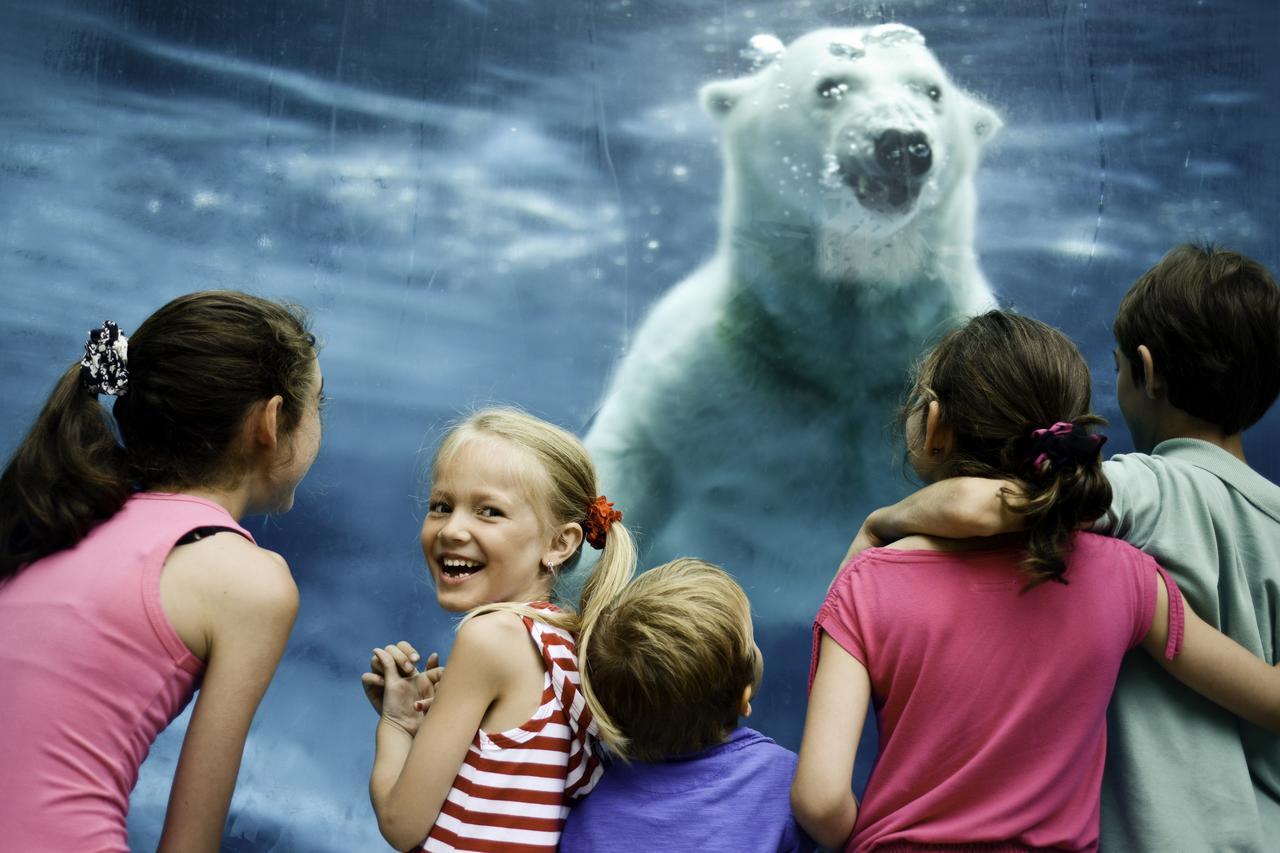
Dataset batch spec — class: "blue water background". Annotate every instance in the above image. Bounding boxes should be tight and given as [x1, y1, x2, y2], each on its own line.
[1, 1, 1278, 849]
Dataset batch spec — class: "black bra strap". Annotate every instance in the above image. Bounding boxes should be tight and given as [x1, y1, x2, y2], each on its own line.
[174, 526, 242, 547]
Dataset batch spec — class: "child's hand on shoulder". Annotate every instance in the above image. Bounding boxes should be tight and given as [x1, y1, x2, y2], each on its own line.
[361, 642, 443, 723]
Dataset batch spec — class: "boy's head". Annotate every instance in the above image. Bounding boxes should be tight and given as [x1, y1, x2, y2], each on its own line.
[1113, 243, 1280, 444]
[581, 558, 761, 762]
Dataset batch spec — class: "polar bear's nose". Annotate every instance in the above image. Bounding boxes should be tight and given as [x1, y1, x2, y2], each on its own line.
[874, 130, 932, 177]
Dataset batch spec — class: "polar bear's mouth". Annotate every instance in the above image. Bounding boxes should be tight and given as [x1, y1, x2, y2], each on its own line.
[846, 173, 920, 213]
[836, 128, 933, 214]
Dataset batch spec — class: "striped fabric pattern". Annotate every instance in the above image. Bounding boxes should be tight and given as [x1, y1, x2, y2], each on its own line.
[419, 610, 602, 852]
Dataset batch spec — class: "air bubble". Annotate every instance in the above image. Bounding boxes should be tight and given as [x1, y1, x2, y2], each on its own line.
[828, 41, 864, 61]
[741, 33, 785, 69]
[865, 24, 925, 48]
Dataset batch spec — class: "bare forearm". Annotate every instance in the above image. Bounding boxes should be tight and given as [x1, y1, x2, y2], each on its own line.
[370, 720, 433, 851]
[157, 757, 240, 853]
[867, 478, 1019, 542]
[370, 719, 414, 815]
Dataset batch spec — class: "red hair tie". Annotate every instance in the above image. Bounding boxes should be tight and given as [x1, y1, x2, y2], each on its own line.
[583, 495, 622, 550]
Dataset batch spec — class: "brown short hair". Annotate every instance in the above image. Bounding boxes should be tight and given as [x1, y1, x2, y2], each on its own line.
[580, 558, 757, 761]
[1113, 244, 1280, 434]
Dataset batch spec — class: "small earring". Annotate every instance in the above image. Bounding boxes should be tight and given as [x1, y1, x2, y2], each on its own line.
[929, 447, 941, 456]
[542, 562, 559, 576]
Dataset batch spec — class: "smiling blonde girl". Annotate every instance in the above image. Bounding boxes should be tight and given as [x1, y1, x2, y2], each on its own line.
[361, 407, 636, 852]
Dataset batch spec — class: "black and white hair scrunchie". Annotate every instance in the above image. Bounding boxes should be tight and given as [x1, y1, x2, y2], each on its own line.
[80, 320, 130, 396]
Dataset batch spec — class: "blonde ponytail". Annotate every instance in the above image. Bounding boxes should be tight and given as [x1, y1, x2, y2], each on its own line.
[575, 519, 635, 753]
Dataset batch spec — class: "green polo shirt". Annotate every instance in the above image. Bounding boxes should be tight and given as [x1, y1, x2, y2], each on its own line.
[1097, 438, 1280, 852]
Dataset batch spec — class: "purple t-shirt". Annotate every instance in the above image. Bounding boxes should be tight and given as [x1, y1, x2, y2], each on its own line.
[559, 726, 813, 853]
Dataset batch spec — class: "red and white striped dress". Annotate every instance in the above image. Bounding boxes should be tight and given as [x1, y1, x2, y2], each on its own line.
[417, 607, 602, 852]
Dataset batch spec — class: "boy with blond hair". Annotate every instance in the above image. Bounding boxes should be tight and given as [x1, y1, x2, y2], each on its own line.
[561, 558, 812, 852]
[851, 244, 1280, 851]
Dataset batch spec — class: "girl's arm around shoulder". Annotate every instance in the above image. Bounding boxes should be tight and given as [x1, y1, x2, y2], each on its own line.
[370, 610, 528, 852]
[1142, 570, 1280, 732]
[840, 478, 1022, 569]
[791, 632, 870, 850]
[159, 535, 300, 853]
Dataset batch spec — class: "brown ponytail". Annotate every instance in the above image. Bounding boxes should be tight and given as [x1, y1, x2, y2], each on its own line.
[0, 291, 317, 580]
[905, 311, 1112, 587]
[0, 365, 129, 578]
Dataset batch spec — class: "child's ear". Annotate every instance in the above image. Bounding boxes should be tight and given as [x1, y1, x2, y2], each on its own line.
[923, 399, 956, 459]
[739, 683, 754, 718]
[544, 522, 584, 569]
[244, 395, 285, 454]
[1137, 345, 1164, 399]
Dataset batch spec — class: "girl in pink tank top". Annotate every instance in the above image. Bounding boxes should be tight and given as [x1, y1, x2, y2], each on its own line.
[0, 292, 323, 852]
[359, 407, 639, 852]
[790, 311, 1280, 852]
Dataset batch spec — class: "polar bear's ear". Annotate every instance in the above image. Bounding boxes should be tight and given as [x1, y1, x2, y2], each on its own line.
[967, 96, 1004, 145]
[700, 77, 756, 120]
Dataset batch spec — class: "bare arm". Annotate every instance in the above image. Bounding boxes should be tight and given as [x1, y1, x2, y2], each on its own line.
[157, 540, 299, 853]
[841, 478, 1023, 568]
[1142, 573, 1280, 732]
[791, 633, 871, 849]
[370, 613, 520, 851]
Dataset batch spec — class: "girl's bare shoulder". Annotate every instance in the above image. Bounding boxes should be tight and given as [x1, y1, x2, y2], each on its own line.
[452, 610, 534, 675]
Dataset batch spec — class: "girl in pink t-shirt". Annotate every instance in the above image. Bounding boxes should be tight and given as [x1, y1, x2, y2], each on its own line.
[791, 310, 1280, 852]
[0, 292, 323, 852]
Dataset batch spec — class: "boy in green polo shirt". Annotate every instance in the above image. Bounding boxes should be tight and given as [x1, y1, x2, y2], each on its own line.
[851, 244, 1280, 851]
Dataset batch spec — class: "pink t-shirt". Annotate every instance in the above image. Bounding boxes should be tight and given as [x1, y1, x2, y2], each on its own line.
[812, 532, 1183, 853]
[0, 493, 252, 852]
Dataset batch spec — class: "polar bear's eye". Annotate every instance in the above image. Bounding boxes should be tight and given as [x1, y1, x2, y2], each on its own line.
[908, 81, 943, 103]
[815, 77, 851, 102]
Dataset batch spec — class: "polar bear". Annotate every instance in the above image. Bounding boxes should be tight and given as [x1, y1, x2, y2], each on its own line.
[585, 25, 1001, 613]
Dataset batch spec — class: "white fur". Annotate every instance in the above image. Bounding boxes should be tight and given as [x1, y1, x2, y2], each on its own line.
[585, 26, 1001, 614]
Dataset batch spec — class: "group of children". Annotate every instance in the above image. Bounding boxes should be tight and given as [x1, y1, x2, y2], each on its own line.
[0, 243, 1277, 852]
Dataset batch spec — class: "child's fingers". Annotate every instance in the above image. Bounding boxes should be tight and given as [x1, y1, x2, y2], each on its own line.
[425, 665, 445, 685]
[372, 648, 405, 683]
[386, 640, 417, 676]
[395, 640, 422, 666]
[424, 652, 439, 670]
[360, 672, 385, 713]
[378, 642, 418, 675]
[368, 642, 421, 674]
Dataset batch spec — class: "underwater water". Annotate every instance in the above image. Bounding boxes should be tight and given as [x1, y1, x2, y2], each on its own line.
[1, 0, 1278, 849]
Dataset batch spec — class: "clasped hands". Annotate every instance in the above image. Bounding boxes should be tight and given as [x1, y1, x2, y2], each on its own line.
[361, 640, 445, 736]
